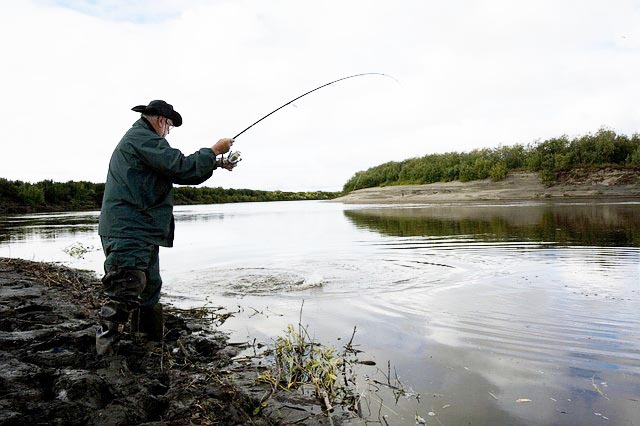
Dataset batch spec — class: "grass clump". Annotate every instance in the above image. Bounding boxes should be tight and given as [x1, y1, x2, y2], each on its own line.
[266, 324, 340, 396]
[258, 320, 365, 418]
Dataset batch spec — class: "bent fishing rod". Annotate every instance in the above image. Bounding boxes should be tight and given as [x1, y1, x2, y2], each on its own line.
[233, 72, 397, 140]
[222, 73, 397, 165]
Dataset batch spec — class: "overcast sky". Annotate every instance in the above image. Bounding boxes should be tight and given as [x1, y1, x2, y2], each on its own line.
[2, 1, 639, 191]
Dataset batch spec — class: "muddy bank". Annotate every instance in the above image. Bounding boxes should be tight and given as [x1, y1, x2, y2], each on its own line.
[0, 258, 356, 425]
[334, 170, 640, 204]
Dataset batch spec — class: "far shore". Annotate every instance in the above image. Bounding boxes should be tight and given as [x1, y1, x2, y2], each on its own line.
[333, 170, 640, 204]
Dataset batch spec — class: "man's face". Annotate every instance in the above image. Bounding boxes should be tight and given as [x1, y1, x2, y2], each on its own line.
[160, 117, 174, 138]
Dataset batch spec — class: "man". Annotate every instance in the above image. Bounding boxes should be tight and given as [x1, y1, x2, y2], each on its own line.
[96, 100, 235, 355]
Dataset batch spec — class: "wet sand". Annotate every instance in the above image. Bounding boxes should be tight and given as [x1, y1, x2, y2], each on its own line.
[0, 258, 352, 425]
[334, 170, 640, 204]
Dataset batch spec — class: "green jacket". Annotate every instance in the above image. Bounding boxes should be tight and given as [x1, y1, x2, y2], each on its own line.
[98, 118, 218, 247]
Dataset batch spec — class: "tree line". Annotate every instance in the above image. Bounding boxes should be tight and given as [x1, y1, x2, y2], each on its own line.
[343, 128, 640, 192]
[0, 178, 339, 214]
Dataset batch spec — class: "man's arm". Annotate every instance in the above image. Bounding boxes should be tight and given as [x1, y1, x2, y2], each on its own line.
[133, 136, 233, 185]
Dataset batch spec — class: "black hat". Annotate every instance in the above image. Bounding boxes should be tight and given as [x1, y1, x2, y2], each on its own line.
[132, 100, 182, 127]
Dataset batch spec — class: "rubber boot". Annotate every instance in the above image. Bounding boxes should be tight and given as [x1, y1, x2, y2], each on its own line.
[96, 268, 147, 355]
[95, 301, 129, 355]
[131, 303, 164, 342]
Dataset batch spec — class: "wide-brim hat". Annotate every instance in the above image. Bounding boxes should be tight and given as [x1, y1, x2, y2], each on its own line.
[131, 100, 182, 127]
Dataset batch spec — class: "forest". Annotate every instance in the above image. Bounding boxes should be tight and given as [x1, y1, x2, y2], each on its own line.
[0, 179, 338, 213]
[343, 128, 640, 192]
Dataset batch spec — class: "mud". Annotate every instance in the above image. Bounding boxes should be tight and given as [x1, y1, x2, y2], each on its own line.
[0, 258, 355, 425]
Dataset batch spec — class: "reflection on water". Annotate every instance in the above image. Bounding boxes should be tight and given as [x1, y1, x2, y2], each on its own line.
[0, 211, 100, 243]
[339, 202, 640, 425]
[0, 200, 639, 425]
[344, 202, 640, 246]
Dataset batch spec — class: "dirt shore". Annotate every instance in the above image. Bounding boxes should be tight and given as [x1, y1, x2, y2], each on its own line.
[334, 170, 640, 204]
[0, 258, 352, 425]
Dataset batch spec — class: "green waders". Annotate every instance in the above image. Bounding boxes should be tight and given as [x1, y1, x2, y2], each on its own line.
[96, 237, 164, 355]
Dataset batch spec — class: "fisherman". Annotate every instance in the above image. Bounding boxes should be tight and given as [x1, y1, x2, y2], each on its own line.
[96, 100, 235, 355]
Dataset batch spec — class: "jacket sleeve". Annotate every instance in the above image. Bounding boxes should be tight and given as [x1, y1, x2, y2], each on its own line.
[133, 135, 218, 185]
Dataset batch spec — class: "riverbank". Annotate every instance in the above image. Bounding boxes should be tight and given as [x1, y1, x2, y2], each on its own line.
[334, 169, 640, 204]
[0, 258, 355, 425]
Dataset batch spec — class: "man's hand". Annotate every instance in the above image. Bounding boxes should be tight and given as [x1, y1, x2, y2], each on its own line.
[222, 161, 236, 171]
[211, 138, 234, 155]
[215, 156, 237, 171]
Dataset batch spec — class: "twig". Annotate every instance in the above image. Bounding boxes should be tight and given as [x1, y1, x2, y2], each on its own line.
[321, 389, 334, 412]
[371, 380, 406, 393]
[322, 388, 336, 426]
[160, 323, 165, 372]
[249, 307, 263, 318]
[298, 299, 305, 338]
[177, 340, 190, 362]
[346, 326, 357, 349]
[591, 376, 610, 400]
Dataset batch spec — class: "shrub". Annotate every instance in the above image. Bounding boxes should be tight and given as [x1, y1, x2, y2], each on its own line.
[490, 162, 508, 181]
[341, 129, 640, 192]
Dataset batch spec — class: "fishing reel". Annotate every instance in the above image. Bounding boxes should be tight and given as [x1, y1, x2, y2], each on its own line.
[217, 150, 242, 168]
[227, 151, 242, 164]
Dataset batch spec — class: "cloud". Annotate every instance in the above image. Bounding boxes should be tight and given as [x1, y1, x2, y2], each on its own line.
[37, 0, 189, 23]
[2, 1, 640, 190]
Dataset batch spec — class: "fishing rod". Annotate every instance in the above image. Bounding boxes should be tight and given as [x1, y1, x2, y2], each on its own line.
[233, 72, 397, 140]
[222, 72, 397, 166]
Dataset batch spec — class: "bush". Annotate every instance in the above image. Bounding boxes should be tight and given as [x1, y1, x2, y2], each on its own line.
[342, 129, 640, 192]
[489, 162, 508, 181]
[628, 142, 640, 166]
[540, 169, 557, 186]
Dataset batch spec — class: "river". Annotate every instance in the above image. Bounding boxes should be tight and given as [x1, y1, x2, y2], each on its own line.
[1, 200, 639, 425]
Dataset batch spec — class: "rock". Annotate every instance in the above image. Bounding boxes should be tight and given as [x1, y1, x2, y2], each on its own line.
[53, 369, 112, 408]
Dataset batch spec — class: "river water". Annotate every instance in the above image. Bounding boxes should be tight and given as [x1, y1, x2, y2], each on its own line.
[1, 200, 639, 425]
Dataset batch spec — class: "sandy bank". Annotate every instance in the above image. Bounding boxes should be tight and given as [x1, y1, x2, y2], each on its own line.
[334, 170, 640, 204]
[0, 258, 353, 425]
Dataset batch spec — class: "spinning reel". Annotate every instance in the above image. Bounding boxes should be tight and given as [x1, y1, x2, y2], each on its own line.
[217, 150, 242, 168]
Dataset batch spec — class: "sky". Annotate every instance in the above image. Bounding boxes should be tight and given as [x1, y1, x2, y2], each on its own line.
[1, 0, 639, 191]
